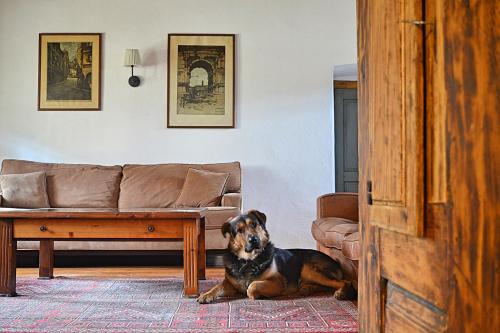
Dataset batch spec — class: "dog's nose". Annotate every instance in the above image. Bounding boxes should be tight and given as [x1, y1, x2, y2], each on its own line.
[248, 235, 259, 245]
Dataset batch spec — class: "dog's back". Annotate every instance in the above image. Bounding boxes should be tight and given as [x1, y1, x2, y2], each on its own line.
[272, 248, 344, 290]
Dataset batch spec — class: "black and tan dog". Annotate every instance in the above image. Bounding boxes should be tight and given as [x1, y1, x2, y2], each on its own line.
[197, 209, 354, 304]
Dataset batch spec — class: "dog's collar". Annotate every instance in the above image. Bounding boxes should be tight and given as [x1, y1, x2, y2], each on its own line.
[230, 243, 275, 276]
[224, 243, 275, 275]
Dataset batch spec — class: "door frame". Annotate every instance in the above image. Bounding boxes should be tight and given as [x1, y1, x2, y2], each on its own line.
[334, 80, 359, 193]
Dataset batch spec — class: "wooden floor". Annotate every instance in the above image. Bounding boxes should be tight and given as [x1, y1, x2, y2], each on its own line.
[17, 267, 226, 279]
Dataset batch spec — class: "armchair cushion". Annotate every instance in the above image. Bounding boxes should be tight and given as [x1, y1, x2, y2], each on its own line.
[342, 232, 360, 261]
[0, 171, 50, 208]
[311, 217, 358, 249]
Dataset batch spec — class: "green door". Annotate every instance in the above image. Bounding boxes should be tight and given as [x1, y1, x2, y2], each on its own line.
[334, 87, 358, 192]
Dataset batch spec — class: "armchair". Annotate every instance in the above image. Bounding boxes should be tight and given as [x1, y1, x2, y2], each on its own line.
[311, 193, 359, 290]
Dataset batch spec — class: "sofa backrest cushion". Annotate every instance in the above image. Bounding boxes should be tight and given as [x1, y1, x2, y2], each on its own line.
[119, 162, 240, 209]
[0, 171, 50, 208]
[0, 159, 122, 208]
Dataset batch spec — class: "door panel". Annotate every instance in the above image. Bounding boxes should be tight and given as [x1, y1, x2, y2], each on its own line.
[358, 0, 449, 332]
[358, 0, 499, 331]
[334, 87, 359, 192]
[384, 282, 447, 333]
[368, 0, 424, 236]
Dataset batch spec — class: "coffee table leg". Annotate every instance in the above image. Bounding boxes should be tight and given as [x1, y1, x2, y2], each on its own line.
[0, 219, 16, 297]
[198, 217, 206, 280]
[183, 219, 199, 297]
[39, 240, 54, 279]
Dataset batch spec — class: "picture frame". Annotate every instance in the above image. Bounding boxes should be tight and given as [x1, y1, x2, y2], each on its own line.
[38, 33, 102, 111]
[167, 34, 235, 128]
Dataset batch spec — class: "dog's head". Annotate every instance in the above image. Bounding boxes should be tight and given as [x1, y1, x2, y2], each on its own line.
[221, 209, 270, 260]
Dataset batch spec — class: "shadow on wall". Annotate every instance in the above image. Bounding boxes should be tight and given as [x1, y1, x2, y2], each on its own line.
[141, 44, 164, 67]
[243, 165, 317, 248]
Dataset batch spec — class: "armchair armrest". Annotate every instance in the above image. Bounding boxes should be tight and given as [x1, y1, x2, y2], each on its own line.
[317, 192, 358, 221]
[221, 192, 242, 209]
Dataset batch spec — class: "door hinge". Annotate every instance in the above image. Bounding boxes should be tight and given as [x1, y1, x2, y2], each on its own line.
[367, 180, 373, 205]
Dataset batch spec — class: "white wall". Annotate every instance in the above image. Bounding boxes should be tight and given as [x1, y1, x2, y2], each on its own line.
[0, 0, 357, 248]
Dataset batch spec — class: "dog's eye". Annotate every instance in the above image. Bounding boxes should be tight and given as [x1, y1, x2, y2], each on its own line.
[237, 227, 244, 233]
[250, 222, 257, 228]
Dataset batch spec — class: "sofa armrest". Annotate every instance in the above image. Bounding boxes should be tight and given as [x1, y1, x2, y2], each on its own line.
[221, 192, 242, 209]
[317, 192, 358, 221]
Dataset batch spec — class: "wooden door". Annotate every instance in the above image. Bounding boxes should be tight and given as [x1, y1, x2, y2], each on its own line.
[357, 0, 499, 332]
[334, 84, 359, 193]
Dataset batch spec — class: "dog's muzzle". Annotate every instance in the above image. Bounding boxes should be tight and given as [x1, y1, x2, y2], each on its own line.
[245, 235, 261, 252]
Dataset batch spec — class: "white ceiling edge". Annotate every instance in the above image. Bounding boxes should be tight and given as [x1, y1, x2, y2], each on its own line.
[334, 63, 357, 81]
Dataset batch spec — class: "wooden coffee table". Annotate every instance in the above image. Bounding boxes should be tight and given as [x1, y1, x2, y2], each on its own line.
[0, 208, 206, 297]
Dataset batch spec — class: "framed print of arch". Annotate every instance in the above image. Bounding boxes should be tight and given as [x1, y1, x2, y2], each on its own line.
[167, 34, 235, 128]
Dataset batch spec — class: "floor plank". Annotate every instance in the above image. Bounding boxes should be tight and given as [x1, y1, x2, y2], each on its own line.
[17, 267, 225, 279]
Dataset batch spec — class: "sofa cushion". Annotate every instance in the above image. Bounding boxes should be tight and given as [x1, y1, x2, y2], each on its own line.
[174, 168, 229, 208]
[342, 232, 360, 261]
[221, 192, 242, 208]
[205, 207, 240, 229]
[0, 159, 122, 208]
[0, 171, 50, 208]
[119, 162, 240, 209]
[311, 217, 358, 249]
[199, 162, 240, 193]
[119, 164, 189, 208]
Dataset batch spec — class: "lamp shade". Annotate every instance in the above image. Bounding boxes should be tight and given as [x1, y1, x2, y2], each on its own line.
[124, 49, 140, 66]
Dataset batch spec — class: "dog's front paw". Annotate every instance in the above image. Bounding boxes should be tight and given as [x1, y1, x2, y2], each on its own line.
[333, 288, 348, 300]
[246, 283, 259, 300]
[197, 291, 217, 304]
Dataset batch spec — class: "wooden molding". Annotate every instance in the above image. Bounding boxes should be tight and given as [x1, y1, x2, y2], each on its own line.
[334, 80, 358, 89]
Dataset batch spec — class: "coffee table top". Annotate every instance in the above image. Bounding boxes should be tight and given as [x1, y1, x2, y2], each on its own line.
[0, 207, 207, 219]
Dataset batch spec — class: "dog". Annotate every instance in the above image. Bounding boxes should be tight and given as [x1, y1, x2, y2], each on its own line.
[197, 209, 354, 304]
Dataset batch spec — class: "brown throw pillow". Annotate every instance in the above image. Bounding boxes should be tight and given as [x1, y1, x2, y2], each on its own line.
[0, 171, 50, 208]
[174, 168, 229, 208]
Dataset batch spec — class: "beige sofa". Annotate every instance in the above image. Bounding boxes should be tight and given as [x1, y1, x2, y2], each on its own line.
[0, 159, 241, 251]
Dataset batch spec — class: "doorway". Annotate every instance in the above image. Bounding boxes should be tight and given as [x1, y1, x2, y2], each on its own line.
[334, 81, 358, 193]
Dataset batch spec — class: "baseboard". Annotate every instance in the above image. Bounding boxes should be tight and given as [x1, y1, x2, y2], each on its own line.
[16, 250, 226, 268]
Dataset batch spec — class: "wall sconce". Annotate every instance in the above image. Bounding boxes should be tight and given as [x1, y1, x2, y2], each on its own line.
[124, 49, 140, 87]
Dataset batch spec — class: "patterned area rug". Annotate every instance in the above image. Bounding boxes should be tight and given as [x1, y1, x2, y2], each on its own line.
[0, 277, 358, 333]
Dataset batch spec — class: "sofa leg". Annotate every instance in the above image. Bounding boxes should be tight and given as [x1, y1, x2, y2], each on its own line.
[39, 240, 54, 279]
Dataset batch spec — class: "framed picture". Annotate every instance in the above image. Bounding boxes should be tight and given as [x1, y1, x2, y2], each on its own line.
[38, 33, 102, 111]
[167, 34, 235, 128]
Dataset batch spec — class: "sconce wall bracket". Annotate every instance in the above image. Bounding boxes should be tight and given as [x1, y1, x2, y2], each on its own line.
[129, 75, 140, 87]
[128, 65, 140, 87]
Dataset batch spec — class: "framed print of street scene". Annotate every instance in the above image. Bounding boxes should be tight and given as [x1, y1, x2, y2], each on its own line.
[167, 34, 235, 128]
[38, 33, 101, 111]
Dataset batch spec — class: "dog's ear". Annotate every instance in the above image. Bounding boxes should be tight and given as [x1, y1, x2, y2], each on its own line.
[221, 219, 232, 238]
[247, 209, 267, 227]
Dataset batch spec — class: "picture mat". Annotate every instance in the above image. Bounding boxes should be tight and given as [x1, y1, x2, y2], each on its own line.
[168, 35, 234, 127]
